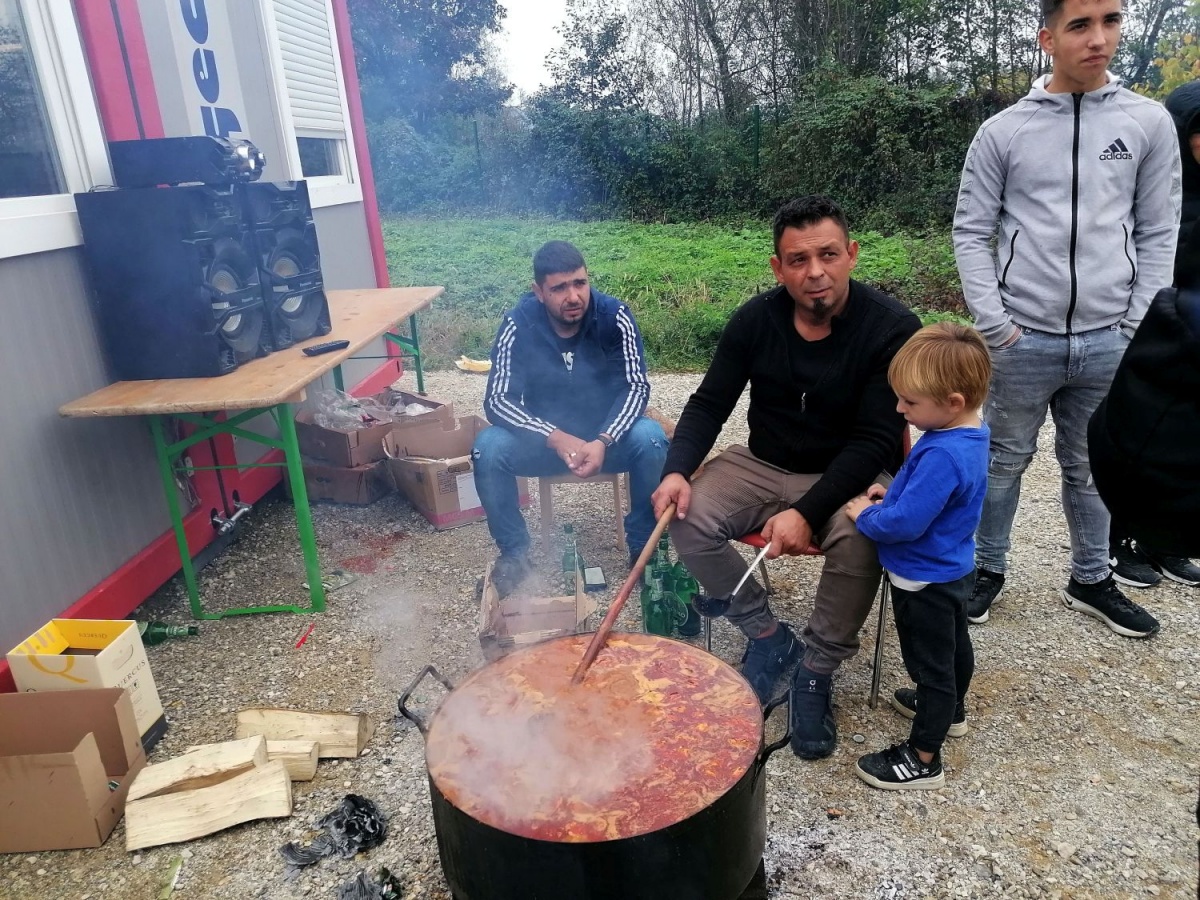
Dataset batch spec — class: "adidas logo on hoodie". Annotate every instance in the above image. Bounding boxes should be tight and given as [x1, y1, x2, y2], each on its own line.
[1099, 138, 1133, 161]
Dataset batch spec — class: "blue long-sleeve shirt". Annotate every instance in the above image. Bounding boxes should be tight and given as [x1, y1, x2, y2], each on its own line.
[854, 426, 990, 583]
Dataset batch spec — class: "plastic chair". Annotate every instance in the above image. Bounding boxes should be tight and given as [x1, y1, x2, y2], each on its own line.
[538, 472, 629, 556]
[709, 428, 912, 709]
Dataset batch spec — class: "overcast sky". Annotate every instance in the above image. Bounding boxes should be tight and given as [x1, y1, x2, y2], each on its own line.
[496, 0, 568, 98]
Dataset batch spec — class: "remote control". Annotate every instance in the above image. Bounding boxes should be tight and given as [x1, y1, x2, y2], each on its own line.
[302, 339, 350, 357]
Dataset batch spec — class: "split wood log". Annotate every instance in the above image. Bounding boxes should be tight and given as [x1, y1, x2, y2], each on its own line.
[186, 738, 320, 782]
[265, 740, 319, 781]
[124, 759, 293, 851]
[235, 708, 373, 758]
[129, 735, 267, 802]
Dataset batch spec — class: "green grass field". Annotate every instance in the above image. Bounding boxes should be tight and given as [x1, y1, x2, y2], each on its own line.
[383, 217, 965, 371]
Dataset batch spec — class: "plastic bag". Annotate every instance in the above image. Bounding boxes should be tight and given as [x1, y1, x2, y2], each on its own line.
[279, 794, 388, 874]
[312, 390, 390, 431]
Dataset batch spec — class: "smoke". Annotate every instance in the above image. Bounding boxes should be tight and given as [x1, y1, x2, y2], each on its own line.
[425, 646, 661, 841]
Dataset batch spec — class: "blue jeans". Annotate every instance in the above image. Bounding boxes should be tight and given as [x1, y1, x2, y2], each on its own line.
[977, 325, 1130, 584]
[472, 418, 669, 557]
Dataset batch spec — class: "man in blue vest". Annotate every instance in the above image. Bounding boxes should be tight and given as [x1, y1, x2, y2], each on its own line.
[473, 241, 668, 596]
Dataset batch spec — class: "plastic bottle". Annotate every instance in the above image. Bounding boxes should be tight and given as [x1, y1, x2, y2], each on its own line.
[136, 621, 199, 646]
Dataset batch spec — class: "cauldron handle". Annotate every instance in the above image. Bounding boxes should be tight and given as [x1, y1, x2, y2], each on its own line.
[397, 665, 455, 736]
[753, 693, 792, 787]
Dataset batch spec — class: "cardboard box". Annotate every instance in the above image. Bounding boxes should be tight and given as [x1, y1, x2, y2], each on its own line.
[375, 388, 455, 434]
[294, 409, 394, 468]
[283, 458, 394, 506]
[478, 561, 596, 661]
[0, 688, 146, 852]
[7, 619, 166, 753]
[385, 415, 530, 530]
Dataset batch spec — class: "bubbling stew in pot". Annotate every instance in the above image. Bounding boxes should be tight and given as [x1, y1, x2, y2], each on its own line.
[425, 633, 762, 843]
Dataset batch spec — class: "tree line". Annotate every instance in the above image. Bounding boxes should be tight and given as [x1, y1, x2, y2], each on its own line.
[348, 0, 1200, 229]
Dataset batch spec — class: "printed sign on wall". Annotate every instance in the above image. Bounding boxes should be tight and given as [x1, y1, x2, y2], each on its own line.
[166, 0, 249, 139]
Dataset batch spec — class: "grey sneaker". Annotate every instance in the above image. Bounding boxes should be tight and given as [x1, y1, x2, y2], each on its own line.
[1109, 538, 1163, 588]
[890, 688, 968, 738]
[1062, 576, 1160, 638]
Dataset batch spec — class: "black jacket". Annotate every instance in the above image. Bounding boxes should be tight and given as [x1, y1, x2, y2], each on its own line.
[1165, 80, 1200, 286]
[663, 281, 920, 528]
[1089, 286, 1200, 555]
[484, 289, 650, 443]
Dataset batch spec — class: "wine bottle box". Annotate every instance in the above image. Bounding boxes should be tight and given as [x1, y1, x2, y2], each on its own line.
[6, 619, 167, 752]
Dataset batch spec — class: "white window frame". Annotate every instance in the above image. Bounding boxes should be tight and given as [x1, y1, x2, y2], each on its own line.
[0, 0, 111, 260]
[256, 0, 362, 209]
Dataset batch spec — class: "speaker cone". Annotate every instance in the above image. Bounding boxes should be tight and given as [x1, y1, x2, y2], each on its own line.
[206, 238, 265, 363]
[261, 228, 327, 346]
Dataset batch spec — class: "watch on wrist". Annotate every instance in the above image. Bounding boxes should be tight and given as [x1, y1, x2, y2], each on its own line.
[597, 433, 614, 447]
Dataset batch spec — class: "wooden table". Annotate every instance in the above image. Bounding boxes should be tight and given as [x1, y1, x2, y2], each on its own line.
[61, 286, 443, 619]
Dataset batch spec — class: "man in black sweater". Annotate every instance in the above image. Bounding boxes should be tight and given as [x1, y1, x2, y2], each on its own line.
[653, 196, 920, 759]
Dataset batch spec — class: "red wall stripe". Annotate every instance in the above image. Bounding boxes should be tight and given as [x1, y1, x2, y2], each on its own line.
[73, 0, 164, 140]
[330, 0, 392, 293]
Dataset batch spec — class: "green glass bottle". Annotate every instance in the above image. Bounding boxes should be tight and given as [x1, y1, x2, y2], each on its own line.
[671, 561, 699, 604]
[561, 524, 580, 590]
[137, 621, 199, 646]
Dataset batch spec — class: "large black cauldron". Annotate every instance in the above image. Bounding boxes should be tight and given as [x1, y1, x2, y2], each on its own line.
[398, 633, 790, 900]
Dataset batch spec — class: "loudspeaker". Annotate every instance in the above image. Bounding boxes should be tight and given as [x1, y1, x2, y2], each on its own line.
[108, 136, 266, 188]
[240, 181, 331, 351]
[75, 185, 267, 380]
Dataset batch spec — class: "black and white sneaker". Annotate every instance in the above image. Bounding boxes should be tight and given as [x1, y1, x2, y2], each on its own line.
[890, 688, 968, 738]
[1109, 538, 1163, 588]
[855, 741, 945, 791]
[966, 569, 1004, 624]
[1062, 576, 1160, 638]
[1142, 551, 1200, 587]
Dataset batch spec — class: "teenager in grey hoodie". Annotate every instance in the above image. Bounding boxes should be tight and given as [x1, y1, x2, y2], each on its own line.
[952, 0, 1182, 638]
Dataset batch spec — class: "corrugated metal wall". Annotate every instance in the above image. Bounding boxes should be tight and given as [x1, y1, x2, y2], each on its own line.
[0, 249, 173, 650]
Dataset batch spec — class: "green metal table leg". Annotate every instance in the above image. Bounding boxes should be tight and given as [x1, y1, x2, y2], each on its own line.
[278, 403, 326, 611]
[408, 314, 424, 393]
[333, 364, 345, 393]
[149, 416, 206, 619]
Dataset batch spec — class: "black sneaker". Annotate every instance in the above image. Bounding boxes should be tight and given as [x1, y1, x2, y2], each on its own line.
[676, 602, 702, 637]
[1061, 576, 1160, 638]
[890, 688, 968, 738]
[1109, 538, 1163, 588]
[966, 569, 1005, 624]
[789, 663, 836, 759]
[1142, 551, 1200, 587]
[855, 741, 945, 791]
[490, 552, 533, 599]
[738, 623, 800, 705]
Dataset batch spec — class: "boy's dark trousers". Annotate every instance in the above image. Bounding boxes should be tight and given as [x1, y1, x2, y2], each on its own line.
[891, 571, 976, 755]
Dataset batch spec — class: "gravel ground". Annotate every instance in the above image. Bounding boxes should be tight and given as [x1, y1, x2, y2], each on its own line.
[3, 370, 1198, 900]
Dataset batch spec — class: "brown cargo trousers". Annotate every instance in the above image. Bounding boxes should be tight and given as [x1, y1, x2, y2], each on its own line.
[670, 445, 884, 675]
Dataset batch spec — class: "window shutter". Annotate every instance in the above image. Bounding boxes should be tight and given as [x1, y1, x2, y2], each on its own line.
[272, 0, 346, 139]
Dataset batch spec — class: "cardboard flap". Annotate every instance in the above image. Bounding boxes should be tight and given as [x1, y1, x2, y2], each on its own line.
[11, 619, 137, 656]
[386, 415, 488, 460]
[0, 745, 100, 849]
[0, 688, 142, 773]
